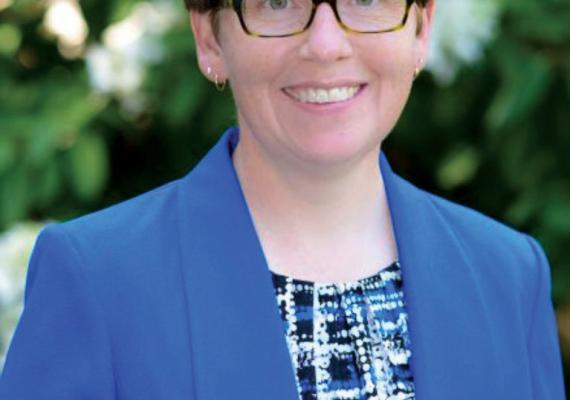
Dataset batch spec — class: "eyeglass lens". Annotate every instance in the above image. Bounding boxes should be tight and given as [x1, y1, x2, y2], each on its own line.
[241, 0, 408, 36]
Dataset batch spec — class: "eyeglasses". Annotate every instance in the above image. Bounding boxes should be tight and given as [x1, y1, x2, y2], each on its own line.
[221, 0, 417, 38]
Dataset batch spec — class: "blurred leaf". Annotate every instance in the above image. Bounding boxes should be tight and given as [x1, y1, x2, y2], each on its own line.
[505, 189, 542, 226]
[0, 24, 22, 56]
[437, 146, 480, 190]
[486, 39, 551, 131]
[162, 71, 206, 127]
[0, 168, 29, 226]
[503, 0, 570, 44]
[0, 136, 16, 174]
[109, 0, 141, 23]
[32, 158, 61, 208]
[542, 200, 570, 235]
[161, 28, 195, 54]
[25, 79, 105, 166]
[67, 133, 108, 201]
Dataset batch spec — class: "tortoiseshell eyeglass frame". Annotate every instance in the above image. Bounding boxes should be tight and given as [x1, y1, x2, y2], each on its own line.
[216, 0, 418, 38]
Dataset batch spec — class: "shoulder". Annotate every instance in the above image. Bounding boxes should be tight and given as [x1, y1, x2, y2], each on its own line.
[394, 178, 565, 395]
[395, 176, 555, 336]
[399, 175, 536, 254]
[62, 179, 181, 238]
[33, 178, 184, 283]
[393, 175, 547, 297]
[429, 187, 530, 249]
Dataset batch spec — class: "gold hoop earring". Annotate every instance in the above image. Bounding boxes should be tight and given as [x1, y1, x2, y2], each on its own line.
[414, 57, 424, 80]
[214, 73, 227, 91]
[205, 66, 227, 91]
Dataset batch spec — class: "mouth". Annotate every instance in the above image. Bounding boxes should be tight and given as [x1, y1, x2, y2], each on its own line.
[282, 84, 366, 105]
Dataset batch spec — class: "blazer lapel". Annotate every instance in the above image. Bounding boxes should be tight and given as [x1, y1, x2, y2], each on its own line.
[380, 154, 504, 399]
[175, 126, 503, 399]
[176, 127, 299, 399]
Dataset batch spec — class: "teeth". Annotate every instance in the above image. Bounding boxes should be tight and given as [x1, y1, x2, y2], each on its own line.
[287, 86, 360, 104]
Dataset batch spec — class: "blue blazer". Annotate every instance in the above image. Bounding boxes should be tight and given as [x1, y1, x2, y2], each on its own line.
[1, 127, 565, 399]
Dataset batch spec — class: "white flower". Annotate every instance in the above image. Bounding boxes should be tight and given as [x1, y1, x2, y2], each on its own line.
[84, 0, 182, 115]
[43, 0, 89, 59]
[85, 44, 146, 97]
[0, 222, 46, 370]
[426, 0, 500, 85]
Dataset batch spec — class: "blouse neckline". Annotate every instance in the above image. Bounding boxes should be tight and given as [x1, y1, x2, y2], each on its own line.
[269, 260, 400, 287]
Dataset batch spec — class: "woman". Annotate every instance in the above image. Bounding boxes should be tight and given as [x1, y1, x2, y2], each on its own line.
[0, 0, 565, 398]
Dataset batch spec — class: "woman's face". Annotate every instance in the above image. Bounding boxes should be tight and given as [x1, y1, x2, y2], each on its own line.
[191, 1, 435, 167]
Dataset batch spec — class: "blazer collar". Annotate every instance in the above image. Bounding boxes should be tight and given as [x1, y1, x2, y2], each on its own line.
[176, 127, 502, 399]
[380, 154, 504, 397]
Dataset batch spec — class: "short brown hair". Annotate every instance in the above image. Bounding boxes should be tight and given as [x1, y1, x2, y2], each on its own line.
[184, 0, 218, 12]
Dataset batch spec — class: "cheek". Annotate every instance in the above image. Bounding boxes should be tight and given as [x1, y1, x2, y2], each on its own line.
[225, 45, 278, 100]
[225, 51, 288, 140]
[364, 39, 416, 97]
[361, 30, 417, 72]
[361, 46, 415, 133]
[228, 60, 275, 120]
[226, 44, 290, 116]
[373, 47, 415, 78]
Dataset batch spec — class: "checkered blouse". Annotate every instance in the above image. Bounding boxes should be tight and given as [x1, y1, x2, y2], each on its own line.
[270, 261, 415, 400]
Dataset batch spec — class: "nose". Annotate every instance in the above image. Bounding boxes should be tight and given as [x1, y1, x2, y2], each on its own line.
[298, 3, 353, 62]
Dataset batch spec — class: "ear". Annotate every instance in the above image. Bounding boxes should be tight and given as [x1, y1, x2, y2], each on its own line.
[415, 0, 436, 71]
[189, 10, 227, 82]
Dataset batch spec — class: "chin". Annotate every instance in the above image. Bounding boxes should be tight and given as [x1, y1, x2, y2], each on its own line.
[289, 129, 382, 167]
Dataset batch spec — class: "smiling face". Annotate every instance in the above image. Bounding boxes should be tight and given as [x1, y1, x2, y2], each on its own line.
[191, 1, 434, 169]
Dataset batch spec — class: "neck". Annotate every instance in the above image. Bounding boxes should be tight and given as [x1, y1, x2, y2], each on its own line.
[232, 130, 397, 279]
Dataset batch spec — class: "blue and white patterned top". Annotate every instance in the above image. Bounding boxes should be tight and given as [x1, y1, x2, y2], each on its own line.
[270, 261, 415, 400]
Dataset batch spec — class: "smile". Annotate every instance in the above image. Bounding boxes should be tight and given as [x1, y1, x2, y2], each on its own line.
[283, 85, 362, 104]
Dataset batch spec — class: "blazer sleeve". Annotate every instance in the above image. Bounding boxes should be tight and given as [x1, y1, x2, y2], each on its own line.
[0, 225, 116, 399]
[526, 236, 566, 399]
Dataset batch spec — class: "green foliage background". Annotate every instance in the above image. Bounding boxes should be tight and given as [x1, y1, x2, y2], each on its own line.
[1, 0, 569, 387]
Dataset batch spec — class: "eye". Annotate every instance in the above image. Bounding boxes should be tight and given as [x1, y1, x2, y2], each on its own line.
[250, 0, 304, 14]
[268, 0, 289, 9]
[354, 0, 376, 6]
